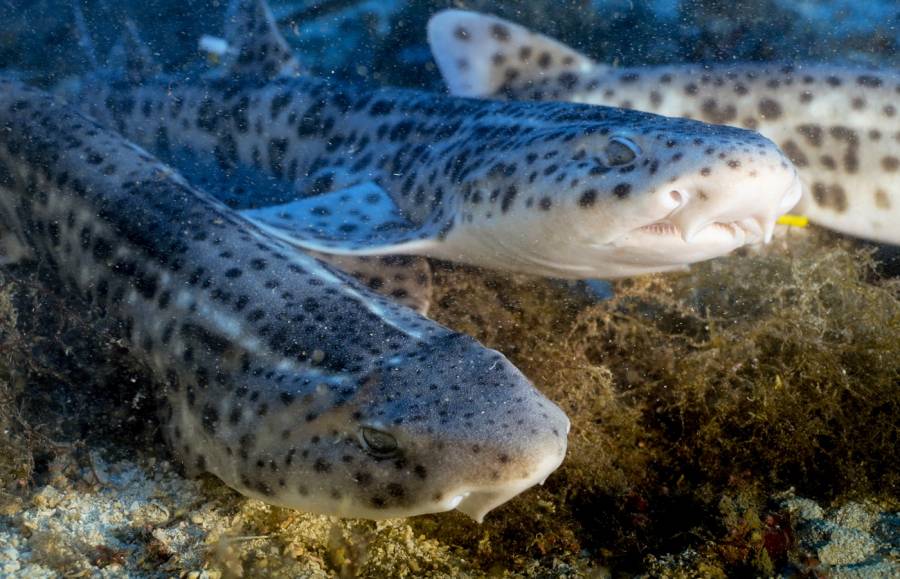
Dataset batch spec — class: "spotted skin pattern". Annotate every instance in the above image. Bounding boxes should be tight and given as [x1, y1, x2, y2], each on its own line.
[0, 80, 570, 521]
[74, 65, 801, 279]
[428, 10, 900, 245]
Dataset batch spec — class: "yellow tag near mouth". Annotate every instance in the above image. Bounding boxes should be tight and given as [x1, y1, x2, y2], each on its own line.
[777, 214, 809, 228]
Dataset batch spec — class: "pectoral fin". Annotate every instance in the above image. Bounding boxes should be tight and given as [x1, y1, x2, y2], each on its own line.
[239, 182, 446, 256]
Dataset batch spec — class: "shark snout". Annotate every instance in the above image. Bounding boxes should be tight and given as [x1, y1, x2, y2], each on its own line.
[448, 395, 569, 523]
[665, 161, 802, 245]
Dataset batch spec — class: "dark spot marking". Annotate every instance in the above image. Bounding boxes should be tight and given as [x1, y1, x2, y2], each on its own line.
[758, 98, 782, 119]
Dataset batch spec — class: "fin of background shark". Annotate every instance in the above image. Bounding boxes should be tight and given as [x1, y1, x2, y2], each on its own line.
[239, 182, 445, 256]
[222, 0, 302, 80]
[106, 19, 162, 84]
[427, 9, 600, 98]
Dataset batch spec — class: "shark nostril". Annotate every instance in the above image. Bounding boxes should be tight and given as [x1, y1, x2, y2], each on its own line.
[669, 190, 684, 204]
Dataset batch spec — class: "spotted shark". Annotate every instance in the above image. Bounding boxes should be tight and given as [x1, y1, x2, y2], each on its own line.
[428, 9, 900, 245]
[0, 79, 570, 522]
[69, 0, 802, 285]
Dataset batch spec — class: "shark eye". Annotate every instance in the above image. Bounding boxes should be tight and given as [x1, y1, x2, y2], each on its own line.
[360, 426, 399, 457]
[604, 136, 641, 166]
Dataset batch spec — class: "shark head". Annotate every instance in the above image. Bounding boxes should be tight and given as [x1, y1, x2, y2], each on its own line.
[212, 331, 569, 522]
[436, 107, 802, 278]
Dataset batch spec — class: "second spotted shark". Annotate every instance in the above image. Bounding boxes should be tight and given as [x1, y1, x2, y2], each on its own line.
[70, 0, 801, 282]
[428, 9, 900, 245]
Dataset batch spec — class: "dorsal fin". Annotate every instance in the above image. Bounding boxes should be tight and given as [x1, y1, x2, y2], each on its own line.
[427, 10, 600, 98]
[107, 20, 162, 83]
[223, 0, 302, 80]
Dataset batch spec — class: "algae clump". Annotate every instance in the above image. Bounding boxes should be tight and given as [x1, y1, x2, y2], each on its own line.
[419, 234, 899, 573]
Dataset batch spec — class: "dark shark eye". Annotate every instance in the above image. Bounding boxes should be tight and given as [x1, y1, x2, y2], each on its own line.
[604, 136, 641, 166]
[360, 426, 399, 457]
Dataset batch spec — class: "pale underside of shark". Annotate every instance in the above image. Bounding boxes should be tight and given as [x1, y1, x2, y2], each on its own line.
[70, 0, 801, 308]
[427, 9, 900, 246]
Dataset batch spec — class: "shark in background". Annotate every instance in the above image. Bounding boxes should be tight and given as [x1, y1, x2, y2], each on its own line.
[428, 9, 900, 246]
[65, 0, 801, 291]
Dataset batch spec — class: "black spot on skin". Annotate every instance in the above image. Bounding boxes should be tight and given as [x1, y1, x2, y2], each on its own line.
[812, 182, 848, 212]
[758, 98, 782, 119]
[201, 404, 219, 434]
[701, 98, 737, 123]
[613, 183, 631, 198]
[780, 140, 809, 167]
[313, 458, 331, 473]
[454, 26, 470, 41]
[857, 74, 882, 88]
[538, 197, 552, 210]
[500, 185, 518, 213]
[490, 23, 510, 42]
[798, 125, 823, 147]
[92, 237, 113, 261]
[579, 188, 597, 207]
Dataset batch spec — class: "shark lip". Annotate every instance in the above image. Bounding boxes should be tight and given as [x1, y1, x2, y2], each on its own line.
[632, 171, 804, 246]
[633, 219, 761, 244]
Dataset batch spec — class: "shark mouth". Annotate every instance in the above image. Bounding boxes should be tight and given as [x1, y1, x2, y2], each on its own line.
[441, 442, 567, 523]
[635, 218, 769, 245]
[632, 173, 804, 247]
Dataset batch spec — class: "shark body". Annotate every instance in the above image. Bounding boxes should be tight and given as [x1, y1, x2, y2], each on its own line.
[428, 9, 900, 245]
[0, 79, 569, 521]
[68, 0, 802, 282]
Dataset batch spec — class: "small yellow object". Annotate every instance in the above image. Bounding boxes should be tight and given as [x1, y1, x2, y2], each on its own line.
[776, 214, 809, 228]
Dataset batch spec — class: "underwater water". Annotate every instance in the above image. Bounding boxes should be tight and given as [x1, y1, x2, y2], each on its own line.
[0, 0, 898, 577]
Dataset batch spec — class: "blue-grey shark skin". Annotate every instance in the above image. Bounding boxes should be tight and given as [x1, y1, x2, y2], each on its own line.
[428, 9, 900, 245]
[74, 72, 802, 279]
[0, 79, 569, 522]
[66, 0, 802, 281]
